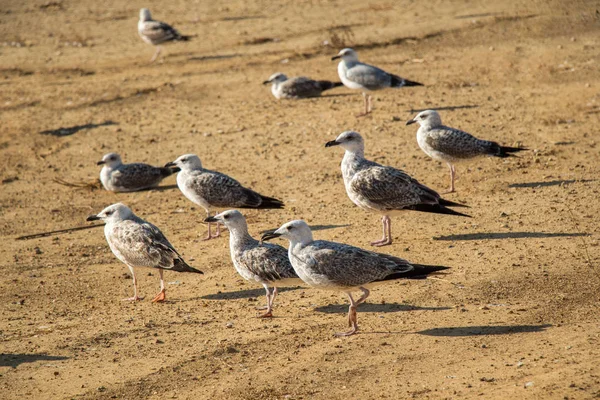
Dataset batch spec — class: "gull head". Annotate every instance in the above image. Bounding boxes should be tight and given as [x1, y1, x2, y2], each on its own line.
[263, 72, 288, 85]
[204, 210, 247, 233]
[325, 130, 364, 152]
[331, 48, 358, 62]
[406, 110, 442, 128]
[166, 154, 202, 171]
[97, 152, 122, 167]
[87, 203, 133, 223]
[261, 220, 313, 245]
[140, 8, 152, 22]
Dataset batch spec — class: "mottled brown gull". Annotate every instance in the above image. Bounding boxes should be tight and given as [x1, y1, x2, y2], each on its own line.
[331, 48, 423, 116]
[166, 154, 284, 240]
[205, 210, 302, 317]
[98, 152, 178, 192]
[325, 131, 469, 247]
[138, 8, 191, 63]
[262, 72, 342, 99]
[262, 220, 449, 336]
[86, 203, 202, 302]
[407, 110, 527, 193]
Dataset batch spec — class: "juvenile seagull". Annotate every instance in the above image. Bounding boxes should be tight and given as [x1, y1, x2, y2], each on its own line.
[326, 131, 469, 247]
[97, 152, 179, 193]
[86, 203, 202, 302]
[166, 154, 284, 240]
[138, 8, 191, 63]
[407, 110, 527, 193]
[332, 48, 423, 116]
[205, 210, 301, 317]
[263, 72, 343, 99]
[262, 220, 448, 336]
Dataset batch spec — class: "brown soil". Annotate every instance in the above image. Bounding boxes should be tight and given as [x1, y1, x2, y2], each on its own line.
[1, 0, 600, 399]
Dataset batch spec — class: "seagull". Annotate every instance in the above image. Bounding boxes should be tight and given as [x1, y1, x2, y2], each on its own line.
[205, 210, 302, 317]
[166, 154, 284, 240]
[262, 72, 343, 99]
[138, 8, 191, 63]
[331, 48, 423, 116]
[262, 220, 449, 336]
[407, 110, 528, 193]
[325, 131, 470, 247]
[86, 203, 202, 302]
[97, 153, 179, 193]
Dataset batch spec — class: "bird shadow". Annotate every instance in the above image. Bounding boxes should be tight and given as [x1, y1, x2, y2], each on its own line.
[509, 179, 596, 188]
[417, 324, 551, 337]
[148, 184, 179, 192]
[321, 93, 357, 98]
[0, 353, 69, 368]
[315, 302, 451, 314]
[433, 232, 589, 241]
[39, 121, 118, 137]
[259, 224, 350, 235]
[200, 286, 302, 300]
[188, 53, 242, 62]
[407, 105, 479, 113]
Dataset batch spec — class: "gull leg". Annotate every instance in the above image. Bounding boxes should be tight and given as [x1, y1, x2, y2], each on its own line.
[335, 287, 370, 336]
[203, 211, 214, 240]
[443, 163, 456, 194]
[122, 265, 143, 301]
[257, 284, 273, 318]
[215, 221, 222, 238]
[150, 46, 161, 63]
[356, 93, 369, 117]
[151, 269, 166, 303]
[367, 94, 373, 114]
[371, 215, 392, 246]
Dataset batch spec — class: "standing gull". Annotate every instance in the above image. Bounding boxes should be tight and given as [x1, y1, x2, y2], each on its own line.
[86, 203, 202, 302]
[205, 210, 302, 317]
[407, 110, 527, 193]
[166, 154, 284, 240]
[98, 152, 179, 192]
[326, 131, 469, 247]
[138, 8, 191, 63]
[263, 72, 343, 99]
[332, 48, 423, 116]
[262, 220, 449, 336]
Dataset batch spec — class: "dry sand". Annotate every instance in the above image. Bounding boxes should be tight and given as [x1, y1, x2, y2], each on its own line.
[1, 0, 599, 399]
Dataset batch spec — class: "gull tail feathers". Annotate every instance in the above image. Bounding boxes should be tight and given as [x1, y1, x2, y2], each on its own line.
[391, 74, 423, 88]
[171, 258, 203, 274]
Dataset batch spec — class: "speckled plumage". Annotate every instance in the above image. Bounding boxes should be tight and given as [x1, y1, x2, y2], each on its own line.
[265, 73, 342, 99]
[98, 153, 175, 192]
[138, 8, 189, 46]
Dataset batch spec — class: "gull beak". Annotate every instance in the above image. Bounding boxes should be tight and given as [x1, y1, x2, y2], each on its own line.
[164, 161, 176, 168]
[86, 214, 100, 222]
[204, 216, 219, 223]
[261, 230, 281, 242]
[406, 118, 417, 126]
[96, 160, 106, 165]
[325, 140, 340, 148]
[262, 80, 270, 85]
[331, 55, 341, 61]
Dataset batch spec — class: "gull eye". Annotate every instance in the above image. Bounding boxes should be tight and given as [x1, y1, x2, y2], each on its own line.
[105, 210, 114, 216]
[223, 215, 229, 220]
[288, 226, 294, 231]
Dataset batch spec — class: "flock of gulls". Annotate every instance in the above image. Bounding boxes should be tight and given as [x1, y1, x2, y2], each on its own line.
[84, 9, 525, 336]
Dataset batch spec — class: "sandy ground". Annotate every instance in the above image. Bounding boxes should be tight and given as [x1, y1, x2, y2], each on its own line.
[1, 0, 600, 399]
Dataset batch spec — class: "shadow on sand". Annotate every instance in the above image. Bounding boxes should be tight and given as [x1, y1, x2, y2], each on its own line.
[40, 121, 117, 137]
[200, 286, 302, 300]
[407, 105, 479, 113]
[315, 302, 451, 314]
[417, 324, 551, 337]
[0, 353, 69, 368]
[433, 232, 589, 241]
[508, 179, 596, 188]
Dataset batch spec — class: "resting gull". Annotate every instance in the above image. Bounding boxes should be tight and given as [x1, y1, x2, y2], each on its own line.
[325, 131, 469, 246]
[263, 72, 343, 99]
[262, 220, 449, 336]
[98, 152, 178, 192]
[332, 48, 423, 116]
[407, 110, 527, 193]
[86, 203, 202, 302]
[166, 154, 284, 240]
[138, 8, 191, 63]
[205, 210, 302, 317]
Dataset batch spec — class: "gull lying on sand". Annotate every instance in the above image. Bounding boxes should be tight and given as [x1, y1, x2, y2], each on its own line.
[407, 110, 527, 193]
[332, 48, 423, 115]
[263, 72, 343, 99]
[326, 131, 469, 246]
[87, 203, 202, 302]
[262, 220, 448, 336]
[138, 8, 191, 63]
[98, 152, 178, 192]
[205, 210, 301, 317]
[166, 154, 284, 240]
